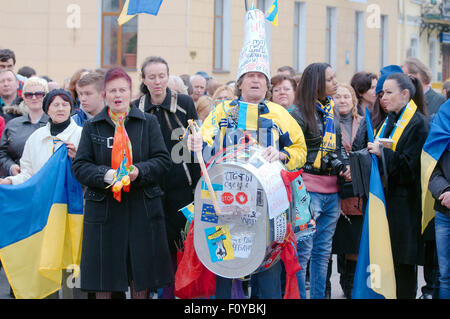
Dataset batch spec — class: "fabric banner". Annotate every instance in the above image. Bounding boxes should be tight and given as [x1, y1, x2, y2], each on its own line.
[0, 146, 83, 299]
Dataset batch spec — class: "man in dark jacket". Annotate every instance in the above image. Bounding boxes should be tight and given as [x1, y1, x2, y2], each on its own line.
[428, 118, 450, 299]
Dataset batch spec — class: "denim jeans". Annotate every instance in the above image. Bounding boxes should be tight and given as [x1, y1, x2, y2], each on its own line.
[296, 192, 340, 299]
[435, 211, 450, 299]
[215, 261, 282, 299]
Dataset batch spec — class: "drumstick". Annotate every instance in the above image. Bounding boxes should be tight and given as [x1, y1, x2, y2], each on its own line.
[188, 120, 222, 216]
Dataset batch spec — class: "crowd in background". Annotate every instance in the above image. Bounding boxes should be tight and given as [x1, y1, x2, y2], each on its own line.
[0, 46, 449, 300]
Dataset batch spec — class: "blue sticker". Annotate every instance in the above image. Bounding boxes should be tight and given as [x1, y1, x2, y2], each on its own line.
[201, 203, 219, 224]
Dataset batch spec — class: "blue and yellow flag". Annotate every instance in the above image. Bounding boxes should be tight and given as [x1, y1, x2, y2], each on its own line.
[0, 146, 83, 299]
[266, 0, 279, 26]
[353, 108, 396, 299]
[118, 0, 163, 25]
[421, 100, 450, 233]
[237, 101, 259, 131]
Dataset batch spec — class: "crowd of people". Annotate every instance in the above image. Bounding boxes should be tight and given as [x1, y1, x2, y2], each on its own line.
[0, 45, 449, 300]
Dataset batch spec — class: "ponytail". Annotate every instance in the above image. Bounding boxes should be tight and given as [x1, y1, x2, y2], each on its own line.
[386, 73, 428, 116]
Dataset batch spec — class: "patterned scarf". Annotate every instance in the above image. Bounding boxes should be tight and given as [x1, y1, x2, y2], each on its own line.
[313, 97, 337, 169]
[108, 107, 133, 201]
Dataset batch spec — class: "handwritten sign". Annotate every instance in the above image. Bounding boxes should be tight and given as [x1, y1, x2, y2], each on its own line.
[231, 233, 255, 259]
[243, 153, 289, 219]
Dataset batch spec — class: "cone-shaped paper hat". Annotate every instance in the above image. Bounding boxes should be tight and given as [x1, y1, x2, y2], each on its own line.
[236, 9, 271, 82]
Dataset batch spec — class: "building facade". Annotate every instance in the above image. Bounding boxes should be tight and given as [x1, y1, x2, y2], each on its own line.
[398, 0, 450, 86]
[1, 0, 401, 89]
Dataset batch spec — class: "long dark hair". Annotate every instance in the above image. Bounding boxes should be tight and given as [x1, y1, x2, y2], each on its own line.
[294, 62, 331, 134]
[386, 73, 427, 117]
[350, 71, 378, 104]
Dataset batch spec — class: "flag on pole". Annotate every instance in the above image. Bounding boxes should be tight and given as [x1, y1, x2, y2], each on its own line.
[352, 108, 396, 299]
[0, 146, 84, 299]
[118, 0, 163, 26]
[420, 100, 450, 233]
[266, 0, 279, 26]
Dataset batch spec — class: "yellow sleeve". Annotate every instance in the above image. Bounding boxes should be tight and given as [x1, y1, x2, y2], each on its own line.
[267, 102, 307, 171]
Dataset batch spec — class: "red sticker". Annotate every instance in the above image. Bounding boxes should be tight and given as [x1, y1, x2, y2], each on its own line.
[221, 192, 234, 205]
[236, 192, 248, 205]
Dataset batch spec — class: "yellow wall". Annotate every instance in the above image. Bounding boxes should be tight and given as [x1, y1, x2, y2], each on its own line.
[0, 0, 401, 90]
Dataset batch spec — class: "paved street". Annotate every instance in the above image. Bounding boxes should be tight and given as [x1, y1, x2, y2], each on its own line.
[0, 255, 426, 299]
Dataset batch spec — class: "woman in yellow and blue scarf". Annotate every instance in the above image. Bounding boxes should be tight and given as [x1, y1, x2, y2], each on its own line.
[290, 63, 351, 299]
[367, 73, 429, 299]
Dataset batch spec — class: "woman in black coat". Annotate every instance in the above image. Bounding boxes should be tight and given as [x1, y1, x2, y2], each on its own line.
[368, 73, 429, 299]
[72, 67, 173, 299]
[132, 57, 200, 298]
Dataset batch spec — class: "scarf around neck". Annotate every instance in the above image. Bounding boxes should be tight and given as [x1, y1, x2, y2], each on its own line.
[313, 97, 337, 169]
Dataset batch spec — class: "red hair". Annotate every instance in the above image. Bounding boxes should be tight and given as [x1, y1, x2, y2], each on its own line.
[104, 67, 132, 90]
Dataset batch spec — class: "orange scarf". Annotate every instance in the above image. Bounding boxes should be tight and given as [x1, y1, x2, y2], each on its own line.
[108, 108, 133, 201]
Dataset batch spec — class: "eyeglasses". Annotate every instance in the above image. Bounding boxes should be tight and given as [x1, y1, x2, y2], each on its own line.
[24, 91, 45, 99]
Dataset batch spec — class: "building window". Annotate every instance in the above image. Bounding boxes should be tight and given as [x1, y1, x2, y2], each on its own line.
[408, 35, 419, 58]
[293, 2, 306, 73]
[101, 0, 138, 69]
[354, 11, 365, 72]
[380, 15, 389, 68]
[213, 0, 230, 72]
[325, 6, 337, 70]
[429, 37, 438, 81]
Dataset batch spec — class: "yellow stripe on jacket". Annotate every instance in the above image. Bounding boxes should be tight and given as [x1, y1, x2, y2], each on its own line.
[200, 100, 307, 171]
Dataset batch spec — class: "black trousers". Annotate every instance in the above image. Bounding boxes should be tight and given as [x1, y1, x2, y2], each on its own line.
[394, 264, 417, 299]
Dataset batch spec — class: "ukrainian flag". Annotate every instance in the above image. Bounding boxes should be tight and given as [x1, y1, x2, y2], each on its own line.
[118, 0, 163, 25]
[0, 146, 83, 299]
[237, 101, 259, 131]
[352, 109, 396, 299]
[266, 0, 279, 26]
[421, 100, 450, 233]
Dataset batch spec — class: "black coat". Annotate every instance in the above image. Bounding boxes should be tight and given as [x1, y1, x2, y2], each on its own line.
[378, 109, 429, 265]
[72, 105, 174, 292]
[132, 88, 200, 253]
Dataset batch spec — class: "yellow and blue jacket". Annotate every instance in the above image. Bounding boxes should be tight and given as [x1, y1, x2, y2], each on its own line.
[199, 99, 307, 171]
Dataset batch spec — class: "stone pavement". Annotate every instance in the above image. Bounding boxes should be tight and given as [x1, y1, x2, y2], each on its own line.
[0, 255, 426, 299]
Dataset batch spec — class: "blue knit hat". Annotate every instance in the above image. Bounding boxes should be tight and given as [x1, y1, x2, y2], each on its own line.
[376, 65, 404, 95]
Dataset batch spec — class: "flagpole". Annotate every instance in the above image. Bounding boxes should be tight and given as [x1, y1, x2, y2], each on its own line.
[187, 120, 223, 216]
[245, 0, 248, 11]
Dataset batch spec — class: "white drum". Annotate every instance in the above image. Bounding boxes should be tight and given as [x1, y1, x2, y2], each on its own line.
[193, 145, 292, 278]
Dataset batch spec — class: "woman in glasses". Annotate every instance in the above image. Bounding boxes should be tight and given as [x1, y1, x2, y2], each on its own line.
[0, 76, 49, 177]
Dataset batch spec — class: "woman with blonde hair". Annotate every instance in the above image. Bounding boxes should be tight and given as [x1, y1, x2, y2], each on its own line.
[196, 95, 214, 123]
[0, 76, 49, 177]
[331, 82, 363, 298]
[212, 85, 235, 106]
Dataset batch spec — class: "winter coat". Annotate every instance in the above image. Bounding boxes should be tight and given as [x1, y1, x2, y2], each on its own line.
[132, 88, 200, 253]
[429, 150, 450, 216]
[378, 108, 429, 265]
[6, 119, 81, 185]
[72, 105, 174, 292]
[0, 113, 48, 177]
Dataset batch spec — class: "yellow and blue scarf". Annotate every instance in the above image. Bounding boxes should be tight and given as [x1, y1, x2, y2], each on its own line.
[313, 98, 337, 169]
[375, 100, 417, 151]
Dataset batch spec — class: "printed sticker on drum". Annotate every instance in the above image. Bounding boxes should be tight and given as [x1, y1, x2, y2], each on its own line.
[200, 181, 223, 199]
[205, 225, 235, 263]
[201, 203, 219, 224]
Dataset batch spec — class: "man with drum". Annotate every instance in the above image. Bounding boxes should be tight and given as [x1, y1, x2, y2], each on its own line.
[188, 9, 307, 299]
